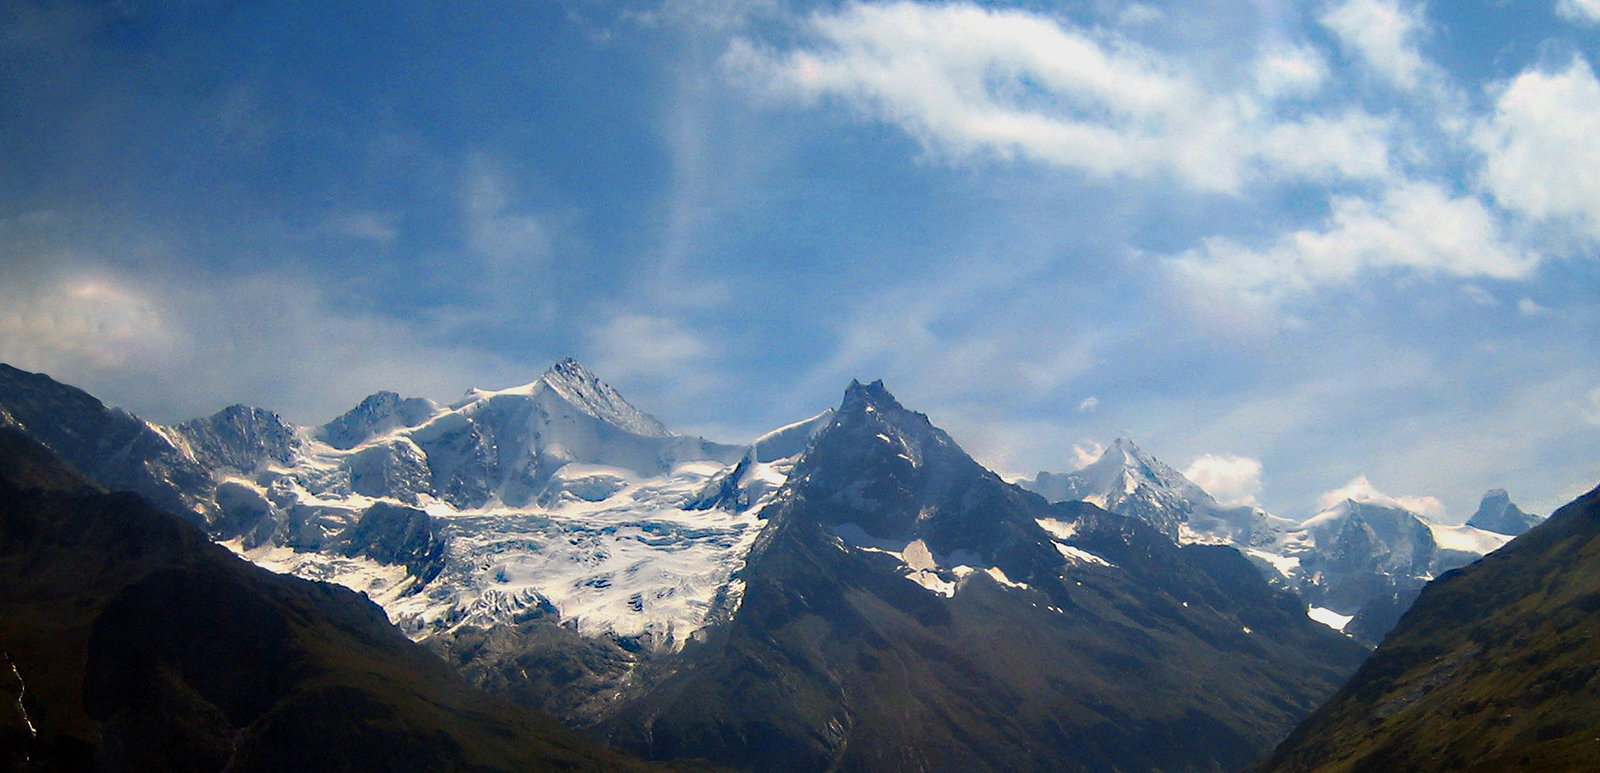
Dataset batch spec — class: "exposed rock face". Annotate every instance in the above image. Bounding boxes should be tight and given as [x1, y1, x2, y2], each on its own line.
[175, 404, 302, 473]
[1467, 487, 1543, 536]
[0, 363, 215, 525]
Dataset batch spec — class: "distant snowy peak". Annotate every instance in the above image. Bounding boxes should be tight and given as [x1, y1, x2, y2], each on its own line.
[320, 391, 440, 450]
[1466, 488, 1543, 536]
[1088, 437, 1212, 502]
[518, 357, 671, 438]
[174, 404, 302, 474]
[1296, 499, 1437, 560]
[1279, 497, 1514, 641]
[1025, 437, 1214, 542]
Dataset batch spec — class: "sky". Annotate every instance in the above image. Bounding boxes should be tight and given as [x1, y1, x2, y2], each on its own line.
[3, 0, 1598, 521]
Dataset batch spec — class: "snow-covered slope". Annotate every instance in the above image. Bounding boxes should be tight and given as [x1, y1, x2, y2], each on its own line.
[175, 360, 794, 652]
[597, 379, 1369, 772]
[1281, 499, 1509, 615]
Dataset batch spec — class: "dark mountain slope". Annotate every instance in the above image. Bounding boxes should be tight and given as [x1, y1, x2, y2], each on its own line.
[598, 382, 1366, 772]
[0, 365, 213, 524]
[0, 427, 656, 772]
[1259, 481, 1600, 773]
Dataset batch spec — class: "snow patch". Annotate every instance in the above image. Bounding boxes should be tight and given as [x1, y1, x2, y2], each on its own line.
[1244, 547, 1301, 580]
[1054, 542, 1114, 567]
[1429, 522, 1513, 554]
[1034, 518, 1078, 541]
[1307, 606, 1354, 632]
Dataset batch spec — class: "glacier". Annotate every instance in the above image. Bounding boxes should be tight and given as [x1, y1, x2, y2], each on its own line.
[202, 359, 825, 652]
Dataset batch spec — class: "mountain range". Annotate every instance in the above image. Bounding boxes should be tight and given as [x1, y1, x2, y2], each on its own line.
[0, 360, 1560, 771]
[1020, 438, 1530, 643]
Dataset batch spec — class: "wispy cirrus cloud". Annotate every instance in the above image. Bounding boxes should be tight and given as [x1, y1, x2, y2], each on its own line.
[723, 1, 1393, 193]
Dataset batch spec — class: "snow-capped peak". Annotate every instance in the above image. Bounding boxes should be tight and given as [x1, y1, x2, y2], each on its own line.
[320, 391, 440, 450]
[1022, 436, 1222, 542]
[537, 358, 669, 435]
[451, 358, 672, 438]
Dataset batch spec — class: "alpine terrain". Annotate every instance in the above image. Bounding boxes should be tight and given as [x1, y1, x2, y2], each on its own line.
[591, 380, 1368, 771]
[1022, 439, 1534, 643]
[0, 360, 1547, 771]
[1258, 481, 1600, 772]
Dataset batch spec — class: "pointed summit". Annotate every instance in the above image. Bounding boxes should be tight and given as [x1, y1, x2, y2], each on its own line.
[839, 378, 901, 414]
[1466, 488, 1542, 536]
[534, 358, 670, 437]
[784, 379, 1034, 560]
[320, 391, 439, 450]
[1023, 436, 1212, 541]
[450, 359, 671, 438]
[176, 404, 302, 472]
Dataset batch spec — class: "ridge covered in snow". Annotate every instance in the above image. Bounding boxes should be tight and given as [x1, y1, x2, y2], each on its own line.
[1021, 437, 1521, 641]
[161, 360, 780, 652]
[0, 359, 1540, 654]
[1023, 437, 1293, 547]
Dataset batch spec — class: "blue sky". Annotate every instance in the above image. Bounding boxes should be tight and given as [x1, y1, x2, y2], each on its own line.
[3, 0, 1598, 520]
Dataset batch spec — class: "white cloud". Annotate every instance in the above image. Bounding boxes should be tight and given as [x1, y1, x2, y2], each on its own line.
[1460, 284, 1498, 307]
[1073, 441, 1107, 469]
[328, 212, 399, 242]
[1116, 4, 1164, 27]
[1184, 454, 1265, 507]
[1318, 474, 1446, 520]
[1077, 396, 1100, 413]
[1580, 385, 1600, 426]
[1254, 42, 1330, 98]
[1171, 182, 1535, 300]
[1472, 57, 1600, 241]
[588, 314, 713, 382]
[725, 2, 1218, 184]
[1558, 0, 1600, 24]
[1518, 297, 1550, 316]
[1319, 0, 1432, 92]
[725, 1, 1393, 193]
[0, 260, 545, 426]
[1256, 111, 1393, 181]
[628, 0, 779, 31]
